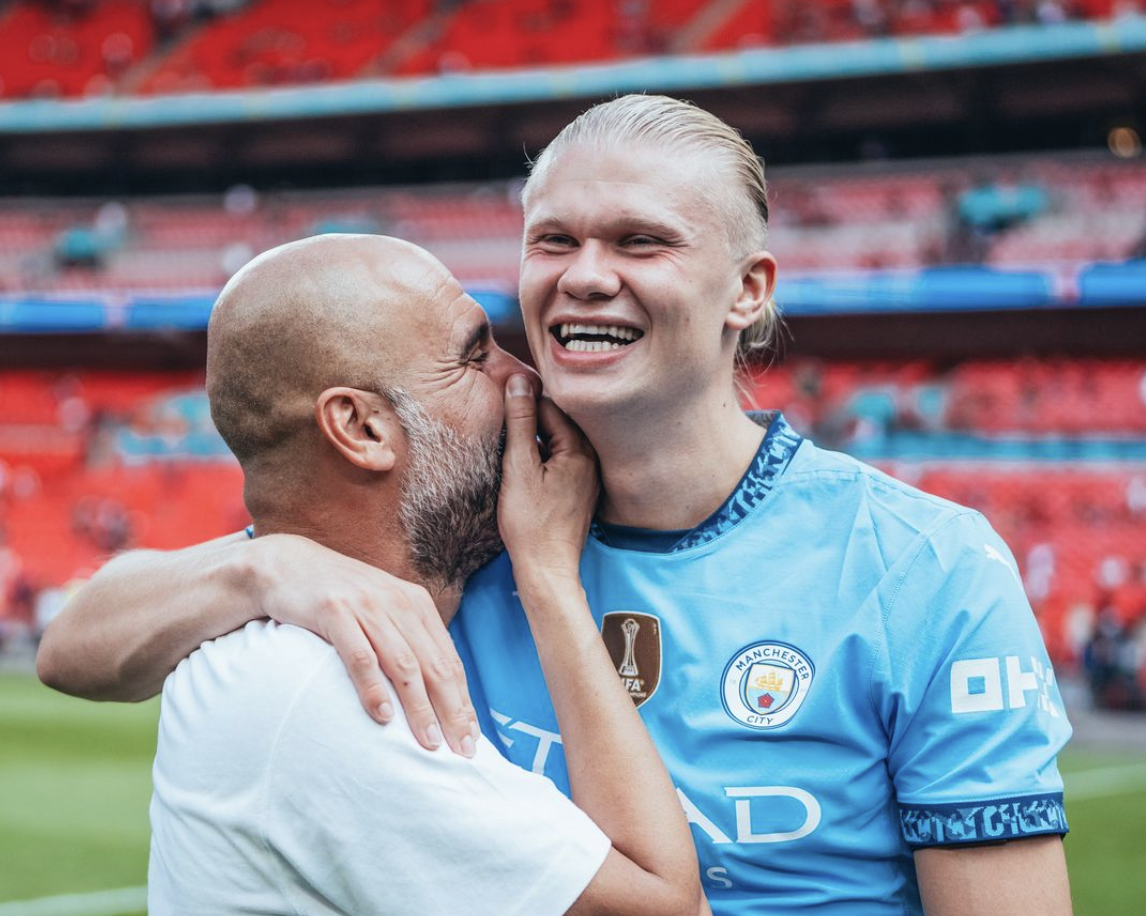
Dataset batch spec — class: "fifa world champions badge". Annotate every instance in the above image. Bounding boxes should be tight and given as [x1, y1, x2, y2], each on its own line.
[601, 612, 662, 707]
[721, 641, 815, 729]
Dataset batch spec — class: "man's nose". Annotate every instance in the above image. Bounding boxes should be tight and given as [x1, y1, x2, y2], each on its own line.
[489, 347, 540, 393]
[556, 241, 622, 301]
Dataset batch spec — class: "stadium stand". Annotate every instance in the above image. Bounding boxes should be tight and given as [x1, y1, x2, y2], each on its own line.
[139, 0, 429, 95]
[746, 357, 1146, 675]
[0, 0, 1142, 99]
[0, 0, 152, 99]
[1, 358, 1143, 682]
[703, 0, 1136, 50]
[1, 152, 1142, 293]
[0, 369, 243, 589]
[390, 0, 712, 76]
[748, 358, 1146, 436]
[2, 1, 1145, 909]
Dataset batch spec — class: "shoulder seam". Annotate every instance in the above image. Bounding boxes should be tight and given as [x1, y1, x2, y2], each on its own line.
[782, 465, 965, 511]
[865, 509, 982, 727]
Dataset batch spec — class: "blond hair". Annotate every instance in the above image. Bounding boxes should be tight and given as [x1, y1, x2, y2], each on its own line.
[524, 93, 781, 364]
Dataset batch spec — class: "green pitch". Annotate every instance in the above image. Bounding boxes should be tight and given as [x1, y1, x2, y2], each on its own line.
[2, 671, 1144, 915]
[0, 672, 155, 913]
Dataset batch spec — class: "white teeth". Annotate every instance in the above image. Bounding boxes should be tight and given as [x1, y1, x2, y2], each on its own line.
[564, 339, 625, 353]
[554, 322, 639, 342]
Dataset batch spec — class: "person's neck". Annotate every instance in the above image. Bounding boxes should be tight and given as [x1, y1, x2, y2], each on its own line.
[583, 390, 767, 531]
[254, 510, 463, 625]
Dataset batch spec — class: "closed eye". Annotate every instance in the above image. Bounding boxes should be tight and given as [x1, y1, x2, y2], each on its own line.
[531, 233, 577, 249]
[457, 317, 493, 370]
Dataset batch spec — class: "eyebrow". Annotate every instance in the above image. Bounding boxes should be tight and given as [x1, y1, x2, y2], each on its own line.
[526, 214, 686, 240]
[458, 318, 492, 356]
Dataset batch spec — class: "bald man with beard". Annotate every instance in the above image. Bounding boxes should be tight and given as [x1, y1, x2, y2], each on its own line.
[144, 234, 703, 916]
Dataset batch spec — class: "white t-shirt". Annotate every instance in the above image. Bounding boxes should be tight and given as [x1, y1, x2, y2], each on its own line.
[148, 620, 610, 915]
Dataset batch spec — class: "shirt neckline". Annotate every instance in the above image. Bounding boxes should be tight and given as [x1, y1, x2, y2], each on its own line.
[590, 411, 803, 554]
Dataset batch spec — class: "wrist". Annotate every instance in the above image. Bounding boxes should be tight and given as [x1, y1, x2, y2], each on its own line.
[505, 540, 582, 577]
[513, 565, 584, 604]
[230, 535, 273, 621]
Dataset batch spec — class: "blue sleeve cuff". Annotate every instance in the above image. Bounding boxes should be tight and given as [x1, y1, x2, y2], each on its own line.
[900, 792, 1068, 848]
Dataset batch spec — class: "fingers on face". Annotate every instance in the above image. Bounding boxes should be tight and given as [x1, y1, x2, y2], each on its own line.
[538, 397, 593, 459]
[504, 375, 541, 468]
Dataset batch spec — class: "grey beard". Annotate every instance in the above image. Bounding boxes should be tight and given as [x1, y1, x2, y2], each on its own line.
[388, 389, 505, 593]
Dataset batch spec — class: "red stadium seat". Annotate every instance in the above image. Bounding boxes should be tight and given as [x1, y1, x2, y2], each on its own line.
[0, 0, 153, 100]
[1, 0, 1140, 99]
[141, 0, 429, 94]
[1, 358, 1143, 668]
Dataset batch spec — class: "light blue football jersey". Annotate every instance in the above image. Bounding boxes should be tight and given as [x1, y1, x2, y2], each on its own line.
[450, 413, 1071, 915]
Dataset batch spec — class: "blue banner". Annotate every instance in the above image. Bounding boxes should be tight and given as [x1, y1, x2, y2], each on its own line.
[0, 263, 1140, 333]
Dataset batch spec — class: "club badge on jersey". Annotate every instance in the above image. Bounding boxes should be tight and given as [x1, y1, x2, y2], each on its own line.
[720, 641, 816, 729]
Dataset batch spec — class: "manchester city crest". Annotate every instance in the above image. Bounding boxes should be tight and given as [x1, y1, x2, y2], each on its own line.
[721, 641, 815, 730]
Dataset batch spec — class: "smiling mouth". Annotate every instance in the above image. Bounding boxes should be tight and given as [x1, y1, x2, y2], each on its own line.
[551, 322, 645, 353]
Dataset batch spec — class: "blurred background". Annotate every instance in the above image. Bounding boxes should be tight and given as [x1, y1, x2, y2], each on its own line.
[0, 0, 1144, 913]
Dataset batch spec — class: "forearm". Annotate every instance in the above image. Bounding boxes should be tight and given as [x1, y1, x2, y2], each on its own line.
[516, 569, 700, 911]
[37, 532, 261, 702]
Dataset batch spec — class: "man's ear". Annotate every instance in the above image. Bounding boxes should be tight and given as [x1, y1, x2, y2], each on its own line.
[315, 387, 398, 472]
[725, 250, 778, 333]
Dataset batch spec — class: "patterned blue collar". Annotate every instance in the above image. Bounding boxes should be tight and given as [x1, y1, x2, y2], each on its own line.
[590, 412, 803, 554]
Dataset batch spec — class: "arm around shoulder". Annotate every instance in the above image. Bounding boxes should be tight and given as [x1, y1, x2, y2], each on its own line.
[37, 531, 261, 701]
[37, 530, 483, 756]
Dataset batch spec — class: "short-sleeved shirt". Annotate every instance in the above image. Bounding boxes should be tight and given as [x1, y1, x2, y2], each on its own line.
[451, 412, 1071, 915]
[149, 620, 610, 916]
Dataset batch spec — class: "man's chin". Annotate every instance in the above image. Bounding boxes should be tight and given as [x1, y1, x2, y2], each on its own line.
[409, 503, 503, 593]
[452, 506, 505, 580]
[546, 382, 638, 428]
[458, 532, 506, 585]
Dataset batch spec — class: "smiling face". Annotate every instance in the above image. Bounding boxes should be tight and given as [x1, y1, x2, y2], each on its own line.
[520, 141, 764, 423]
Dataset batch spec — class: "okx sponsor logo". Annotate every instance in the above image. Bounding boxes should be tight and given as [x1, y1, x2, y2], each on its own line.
[950, 655, 1061, 717]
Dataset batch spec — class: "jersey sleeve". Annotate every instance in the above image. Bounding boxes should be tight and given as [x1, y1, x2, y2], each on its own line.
[262, 654, 610, 916]
[876, 511, 1072, 850]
